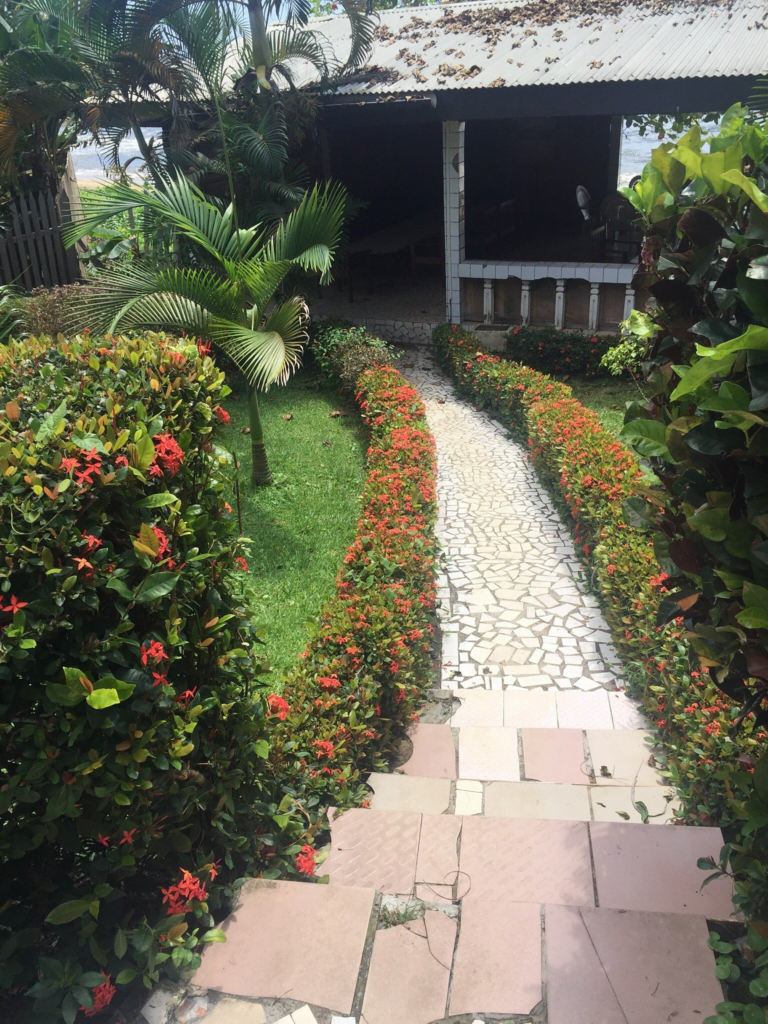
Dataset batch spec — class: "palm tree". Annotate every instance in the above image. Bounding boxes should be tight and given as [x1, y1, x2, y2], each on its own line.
[64, 171, 346, 484]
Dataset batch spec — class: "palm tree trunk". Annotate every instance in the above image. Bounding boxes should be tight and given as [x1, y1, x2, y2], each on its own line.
[248, 384, 272, 485]
[248, 0, 272, 72]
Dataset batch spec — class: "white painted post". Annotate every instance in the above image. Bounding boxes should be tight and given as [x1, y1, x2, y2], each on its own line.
[520, 281, 531, 326]
[555, 279, 566, 329]
[623, 285, 635, 322]
[588, 283, 600, 332]
[442, 121, 465, 324]
[483, 278, 494, 323]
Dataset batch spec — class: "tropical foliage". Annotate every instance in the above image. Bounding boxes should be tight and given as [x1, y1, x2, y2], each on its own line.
[310, 318, 398, 387]
[65, 171, 347, 483]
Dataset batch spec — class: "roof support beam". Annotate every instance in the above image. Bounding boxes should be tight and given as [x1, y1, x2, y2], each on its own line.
[443, 120, 465, 325]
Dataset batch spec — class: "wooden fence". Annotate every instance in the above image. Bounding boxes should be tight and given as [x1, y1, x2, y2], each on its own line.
[0, 157, 83, 291]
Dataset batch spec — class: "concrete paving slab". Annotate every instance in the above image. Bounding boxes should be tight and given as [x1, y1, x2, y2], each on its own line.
[484, 781, 591, 821]
[586, 729, 663, 786]
[608, 690, 647, 728]
[556, 690, 613, 729]
[455, 779, 483, 815]
[459, 816, 594, 906]
[449, 899, 542, 1016]
[590, 821, 734, 918]
[449, 689, 504, 727]
[362, 911, 456, 1024]
[521, 728, 588, 784]
[503, 688, 558, 728]
[590, 786, 681, 824]
[205, 999, 267, 1024]
[401, 723, 456, 779]
[546, 903, 723, 1023]
[324, 809, 421, 895]
[458, 727, 521, 781]
[415, 813, 461, 903]
[193, 880, 373, 1013]
[367, 773, 451, 814]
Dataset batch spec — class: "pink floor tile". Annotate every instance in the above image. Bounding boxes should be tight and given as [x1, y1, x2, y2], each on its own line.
[415, 813, 461, 903]
[458, 816, 594, 906]
[401, 723, 457, 779]
[521, 728, 589, 785]
[362, 911, 456, 1024]
[193, 880, 373, 1013]
[546, 904, 723, 1023]
[590, 821, 734, 917]
[449, 899, 542, 1016]
[324, 809, 421, 895]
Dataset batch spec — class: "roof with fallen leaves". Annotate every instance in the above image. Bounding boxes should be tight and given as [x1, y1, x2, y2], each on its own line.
[298, 0, 768, 95]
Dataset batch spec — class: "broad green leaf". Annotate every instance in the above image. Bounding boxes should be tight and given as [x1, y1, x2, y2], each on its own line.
[114, 928, 128, 959]
[651, 144, 687, 194]
[200, 929, 227, 943]
[45, 683, 85, 707]
[134, 434, 156, 472]
[86, 688, 121, 710]
[115, 969, 136, 985]
[744, 582, 768, 610]
[134, 572, 179, 603]
[670, 354, 736, 400]
[697, 324, 768, 359]
[722, 169, 768, 213]
[736, 607, 768, 630]
[134, 492, 179, 509]
[620, 419, 670, 457]
[35, 401, 68, 444]
[45, 900, 90, 925]
[71, 433, 108, 456]
[701, 144, 742, 195]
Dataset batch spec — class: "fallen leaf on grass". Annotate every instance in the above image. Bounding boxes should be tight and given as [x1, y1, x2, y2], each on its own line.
[240, 427, 250, 434]
[322, 441, 332, 447]
[329, 410, 346, 418]
[282, 414, 293, 421]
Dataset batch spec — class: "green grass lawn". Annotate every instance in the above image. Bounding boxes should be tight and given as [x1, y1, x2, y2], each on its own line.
[567, 375, 647, 437]
[218, 366, 367, 683]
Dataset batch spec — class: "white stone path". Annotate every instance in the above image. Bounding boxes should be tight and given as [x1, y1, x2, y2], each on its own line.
[186, 354, 734, 1024]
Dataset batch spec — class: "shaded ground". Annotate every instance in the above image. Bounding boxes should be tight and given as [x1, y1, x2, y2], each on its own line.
[219, 366, 367, 681]
[567, 376, 645, 437]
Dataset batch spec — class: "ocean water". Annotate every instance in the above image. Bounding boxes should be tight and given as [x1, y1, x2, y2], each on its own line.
[69, 123, 682, 189]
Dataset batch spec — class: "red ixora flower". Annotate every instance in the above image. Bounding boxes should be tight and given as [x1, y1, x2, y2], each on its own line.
[141, 639, 168, 666]
[295, 845, 316, 877]
[235, 557, 248, 571]
[214, 406, 230, 425]
[80, 973, 116, 1017]
[1, 595, 27, 614]
[160, 868, 208, 915]
[153, 433, 185, 477]
[314, 740, 334, 759]
[318, 675, 341, 691]
[267, 694, 290, 720]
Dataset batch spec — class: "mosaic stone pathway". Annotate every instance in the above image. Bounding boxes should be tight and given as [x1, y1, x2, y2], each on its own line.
[178, 354, 734, 1024]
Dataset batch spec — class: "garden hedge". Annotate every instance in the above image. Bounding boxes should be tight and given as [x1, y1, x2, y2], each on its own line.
[433, 323, 765, 835]
[505, 324, 623, 377]
[0, 330, 437, 1022]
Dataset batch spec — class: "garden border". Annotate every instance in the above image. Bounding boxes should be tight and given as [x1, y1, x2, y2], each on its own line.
[432, 322, 760, 833]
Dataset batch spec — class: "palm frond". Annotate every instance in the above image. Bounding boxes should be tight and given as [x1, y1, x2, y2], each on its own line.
[336, 0, 376, 75]
[263, 182, 347, 284]
[225, 104, 287, 178]
[267, 25, 332, 79]
[212, 294, 308, 389]
[225, 256, 294, 312]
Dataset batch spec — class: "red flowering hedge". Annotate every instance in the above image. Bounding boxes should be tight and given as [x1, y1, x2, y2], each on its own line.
[505, 325, 623, 377]
[0, 332, 289, 1022]
[433, 323, 763, 832]
[268, 364, 438, 876]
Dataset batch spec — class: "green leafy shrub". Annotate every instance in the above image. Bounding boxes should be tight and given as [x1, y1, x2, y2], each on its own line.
[0, 332, 279, 1023]
[311, 320, 397, 387]
[505, 325, 622, 377]
[16, 284, 94, 339]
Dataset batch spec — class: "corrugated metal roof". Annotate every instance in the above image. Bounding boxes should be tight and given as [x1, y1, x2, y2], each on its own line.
[296, 0, 768, 95]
